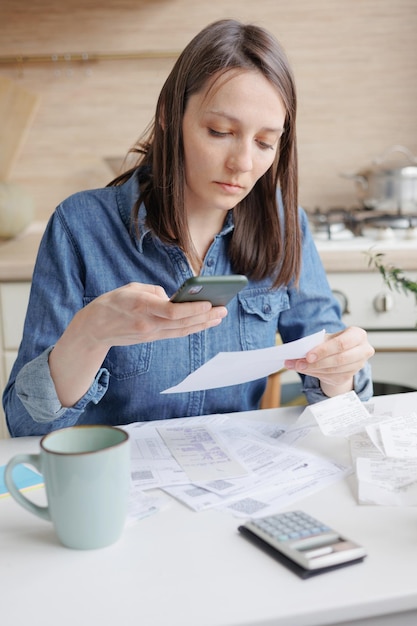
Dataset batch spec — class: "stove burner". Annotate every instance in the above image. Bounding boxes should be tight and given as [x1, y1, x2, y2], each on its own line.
[307, 208, 356, 240]
[307, 206, 417, 241]
[361, 214, 417, 230]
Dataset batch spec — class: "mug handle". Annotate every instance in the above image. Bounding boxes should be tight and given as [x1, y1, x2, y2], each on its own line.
[4, 454, 51, 522]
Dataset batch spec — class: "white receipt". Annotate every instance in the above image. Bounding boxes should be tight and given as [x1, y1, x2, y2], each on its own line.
[357, 457, 417, 506]
[349, 411, 417, 505]
[161, 330, 325, 393]
[300, 390, 374, 437]
[378, 414, 417, 458]
[157, 424, 247, 482]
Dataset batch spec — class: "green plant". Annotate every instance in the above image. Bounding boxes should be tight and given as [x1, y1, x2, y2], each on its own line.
[366, 251, 417, 305]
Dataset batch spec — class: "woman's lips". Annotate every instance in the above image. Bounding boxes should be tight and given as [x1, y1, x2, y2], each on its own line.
[215, 181, 244, 194]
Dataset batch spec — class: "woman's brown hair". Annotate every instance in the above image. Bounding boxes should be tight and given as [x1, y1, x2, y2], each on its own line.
[109, 19, 300, 287]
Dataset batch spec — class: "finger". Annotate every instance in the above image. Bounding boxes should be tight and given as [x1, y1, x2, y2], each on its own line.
[156, 315, 226, 340]
[305, 327, 372, 363]
[153, 302, 228, 327]
[165, 300, 220, 320]
[125, 282, 170, 300]
[285, 340, 374, 376]
[129, 302, 228, 341]
[132, 313, 226, 343]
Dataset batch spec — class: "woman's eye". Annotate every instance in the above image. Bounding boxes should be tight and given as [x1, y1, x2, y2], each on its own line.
[257, 140, 274, 151]
[208, 128, 229, 137]
[208, 128, 275, 150]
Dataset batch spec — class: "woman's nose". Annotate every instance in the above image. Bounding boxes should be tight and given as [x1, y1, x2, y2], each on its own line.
[226, 141, 253, 172]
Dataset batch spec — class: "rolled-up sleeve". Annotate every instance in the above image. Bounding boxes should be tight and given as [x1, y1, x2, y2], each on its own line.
[13, 346, 109, 428]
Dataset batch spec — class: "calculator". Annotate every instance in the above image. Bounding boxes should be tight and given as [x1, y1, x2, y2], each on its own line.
[238, 511, 366, 577]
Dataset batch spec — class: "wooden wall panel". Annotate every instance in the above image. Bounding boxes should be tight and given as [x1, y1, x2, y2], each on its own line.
[0, 0, 416, 220]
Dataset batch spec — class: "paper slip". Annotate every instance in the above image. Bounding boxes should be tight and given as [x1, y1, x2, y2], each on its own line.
[357, 457, 417, 506]
[378, 413, 417, 458]
[300, 390, 374, 437]
[126, 485, 169, 524]
[157, 424, 247, 482]
[165, 452, 349, 518]
[125, 413, 237, 490]
[349, 412, 417, 505]
[162, 329, 325, 393]
[223, 463, 350, 518]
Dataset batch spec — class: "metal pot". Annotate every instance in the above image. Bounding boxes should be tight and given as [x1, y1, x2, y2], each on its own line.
[342, 145, 417, 213]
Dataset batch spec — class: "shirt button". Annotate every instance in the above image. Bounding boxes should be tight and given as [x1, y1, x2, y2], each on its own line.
[263, 304, 271, 314]
[206, 258, 214, 267]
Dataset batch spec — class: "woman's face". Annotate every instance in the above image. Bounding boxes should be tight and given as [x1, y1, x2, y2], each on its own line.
[181, 69, 286, 220]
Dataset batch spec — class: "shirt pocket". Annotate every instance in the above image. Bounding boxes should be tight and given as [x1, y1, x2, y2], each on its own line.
[83, 297, 152, 380]
[103, 344, 152, 380]
[238, 287, 290, 351]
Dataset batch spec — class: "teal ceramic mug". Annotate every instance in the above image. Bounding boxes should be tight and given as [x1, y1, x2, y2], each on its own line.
[4, 425, 130, 550]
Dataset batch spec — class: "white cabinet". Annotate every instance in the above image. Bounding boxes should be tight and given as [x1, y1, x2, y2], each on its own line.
[0, 282, 31, 438]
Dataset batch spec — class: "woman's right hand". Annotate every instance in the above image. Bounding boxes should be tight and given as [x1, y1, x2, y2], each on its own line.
[78, 281, 228, 348]
[49, 282, 227, 407]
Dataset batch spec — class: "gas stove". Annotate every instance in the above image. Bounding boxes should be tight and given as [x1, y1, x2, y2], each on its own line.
[307, 207, 417, 251]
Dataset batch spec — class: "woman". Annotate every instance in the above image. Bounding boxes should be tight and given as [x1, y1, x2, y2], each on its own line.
[4, 19, 374, 436]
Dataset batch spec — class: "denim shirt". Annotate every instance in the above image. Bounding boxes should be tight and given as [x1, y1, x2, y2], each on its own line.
[3, 170, 372, 436]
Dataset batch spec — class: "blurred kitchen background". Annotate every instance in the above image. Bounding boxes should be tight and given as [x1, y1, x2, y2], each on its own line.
[1, 0, 416, 218]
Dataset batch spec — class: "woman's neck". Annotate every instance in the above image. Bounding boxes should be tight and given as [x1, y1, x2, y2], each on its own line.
[187, 211, 226, 263]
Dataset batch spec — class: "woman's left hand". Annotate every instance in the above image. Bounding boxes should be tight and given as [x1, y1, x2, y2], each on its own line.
[284, 326, 375, 397]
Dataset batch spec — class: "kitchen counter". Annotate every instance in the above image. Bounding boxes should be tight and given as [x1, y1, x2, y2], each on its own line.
[0, 221, 416, 282]
[314, 237, 417, 272]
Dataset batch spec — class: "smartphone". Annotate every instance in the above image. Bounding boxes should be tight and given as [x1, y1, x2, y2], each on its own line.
[170, 275, 248, 306]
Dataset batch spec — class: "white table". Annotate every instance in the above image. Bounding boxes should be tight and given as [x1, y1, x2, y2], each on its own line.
[2, 393, 417, 626]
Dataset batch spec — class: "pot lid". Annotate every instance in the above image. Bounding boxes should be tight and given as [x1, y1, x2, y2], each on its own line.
[362, 145, 417, 176]
[365, 164, 417, 177]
